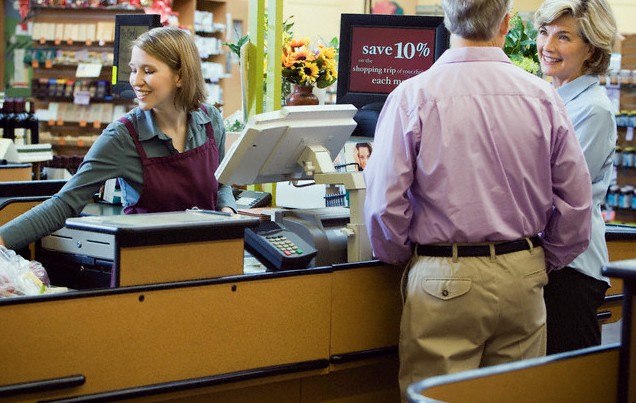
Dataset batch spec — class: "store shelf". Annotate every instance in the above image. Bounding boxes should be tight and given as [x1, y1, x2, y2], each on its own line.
[609, 34, 636, 224]
[26, 0, 247, 161]
[27, 3, 141, 158]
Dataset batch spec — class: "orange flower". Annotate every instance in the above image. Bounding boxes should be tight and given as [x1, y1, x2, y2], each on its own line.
[287, 37, 310, 49]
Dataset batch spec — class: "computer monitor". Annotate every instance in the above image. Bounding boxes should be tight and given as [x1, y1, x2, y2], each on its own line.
[216, 104, 358, 186]
[112, 14, 163, 99]
[336, 13, 450, 137]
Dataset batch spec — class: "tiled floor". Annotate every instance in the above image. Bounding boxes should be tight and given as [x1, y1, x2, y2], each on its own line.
[602, 319, 622, 344]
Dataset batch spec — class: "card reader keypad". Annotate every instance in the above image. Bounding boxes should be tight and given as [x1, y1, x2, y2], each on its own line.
[266, 234, 304, 256]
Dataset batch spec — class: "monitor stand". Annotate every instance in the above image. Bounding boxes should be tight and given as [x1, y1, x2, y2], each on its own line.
[297, 145, 372, 262]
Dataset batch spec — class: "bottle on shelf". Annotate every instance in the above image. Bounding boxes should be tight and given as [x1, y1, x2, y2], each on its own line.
[3, 98, 16, 141]
[622, 147, 635, 169]
[619, 185, 634, 210]
[0, 99, 5, 139]
[26, 101, 40, 144]
[607, 184, 620, 208]
[13, 98, 27, 146]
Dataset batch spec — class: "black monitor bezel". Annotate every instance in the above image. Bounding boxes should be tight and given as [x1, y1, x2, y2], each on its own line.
[112, 14, 162, 99]
[336, 13, 450, 109]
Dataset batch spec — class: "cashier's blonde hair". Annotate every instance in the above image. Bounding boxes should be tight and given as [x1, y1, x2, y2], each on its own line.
[534, 0, 617, 75]
[131, 26, 207, 112]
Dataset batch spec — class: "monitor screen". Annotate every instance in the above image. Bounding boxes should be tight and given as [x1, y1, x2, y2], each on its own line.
[112, 14, 163, 99]
[336, 14, 449, 135]
[216, 104, 358, 186]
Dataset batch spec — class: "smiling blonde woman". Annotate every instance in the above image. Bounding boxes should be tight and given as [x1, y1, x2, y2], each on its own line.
[535, 0, 618, 355]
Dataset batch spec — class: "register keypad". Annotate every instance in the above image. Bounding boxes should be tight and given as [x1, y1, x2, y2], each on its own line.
[266, 234, 304, 256]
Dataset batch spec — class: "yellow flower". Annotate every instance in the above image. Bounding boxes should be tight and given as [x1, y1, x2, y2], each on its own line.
[282, 37, 338, 89]
[303, 62, 320, 81]
[292, 48, 315, 63]
[318, 44, 336, 60]
[282, 52, 296, 68]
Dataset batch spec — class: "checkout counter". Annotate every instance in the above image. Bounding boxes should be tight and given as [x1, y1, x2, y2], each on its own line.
[2, 202, 636, 402]
[0, 206, 403, 402]
[2, 193, 636, 402]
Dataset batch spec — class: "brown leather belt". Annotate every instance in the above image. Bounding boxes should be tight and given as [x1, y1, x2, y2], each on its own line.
[416, 236, 542, 258]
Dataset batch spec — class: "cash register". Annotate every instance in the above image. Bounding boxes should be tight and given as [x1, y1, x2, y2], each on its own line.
[216, 104, 372, 267]
[39, 208, 259, 289]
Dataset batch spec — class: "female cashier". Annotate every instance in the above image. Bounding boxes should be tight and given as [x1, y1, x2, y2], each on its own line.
[0, 26, 237, 250]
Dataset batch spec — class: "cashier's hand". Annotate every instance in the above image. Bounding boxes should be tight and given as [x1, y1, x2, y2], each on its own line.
[220, 207, 236, 214]
[0, 236, 4, 246]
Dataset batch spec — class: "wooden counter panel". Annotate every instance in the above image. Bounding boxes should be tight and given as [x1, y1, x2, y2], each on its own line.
[606, 239, 630, 297]
[0, 166, 31, 182]
[608, 238, 636, 262]
[89, 354, 400, 402]
[118, 239, 245, 286]
[0, 273, 332, 400]
[303, 356, 400, 402]
[330, 263, 403, 356]
[156, 379, 302, 403]
[598, 300, 623, 325]
[414, 345, 619, 403]
[0, 200, 42, 225]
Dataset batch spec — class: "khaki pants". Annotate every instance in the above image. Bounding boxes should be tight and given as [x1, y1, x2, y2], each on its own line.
[399, 246, 548, 397]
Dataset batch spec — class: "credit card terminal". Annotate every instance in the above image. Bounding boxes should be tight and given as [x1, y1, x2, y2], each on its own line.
[244, 221, 317, 271]
[233, 189, 272, 209]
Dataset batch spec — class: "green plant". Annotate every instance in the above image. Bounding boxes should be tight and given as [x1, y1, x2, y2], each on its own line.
[223, 34, 250, 59]
[504, 13, 540, 75]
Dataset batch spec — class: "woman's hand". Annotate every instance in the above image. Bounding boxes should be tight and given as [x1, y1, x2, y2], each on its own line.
[220, 207, 236, 214]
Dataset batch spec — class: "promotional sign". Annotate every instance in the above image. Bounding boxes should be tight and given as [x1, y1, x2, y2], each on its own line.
[336, 14, 449, 109]
[348, 26, 436, 94]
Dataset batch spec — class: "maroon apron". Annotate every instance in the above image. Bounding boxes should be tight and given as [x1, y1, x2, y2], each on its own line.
[118, 109, 219, 214]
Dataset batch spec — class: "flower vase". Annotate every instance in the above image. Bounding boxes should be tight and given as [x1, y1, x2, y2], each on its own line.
[285, 84, 319, 106]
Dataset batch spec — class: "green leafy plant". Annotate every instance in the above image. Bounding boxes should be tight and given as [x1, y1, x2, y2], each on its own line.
[504, 13, 540, 76]
[223, 34, 250, 59]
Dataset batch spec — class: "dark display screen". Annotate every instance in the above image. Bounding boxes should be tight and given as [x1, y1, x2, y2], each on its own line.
[115, 25, 152, 83]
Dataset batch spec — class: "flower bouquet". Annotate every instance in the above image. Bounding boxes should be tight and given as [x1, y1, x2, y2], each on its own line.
[282, 38, 338, 88]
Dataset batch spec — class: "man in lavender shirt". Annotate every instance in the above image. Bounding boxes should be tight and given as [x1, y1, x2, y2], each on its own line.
[363, 0, 593, 397]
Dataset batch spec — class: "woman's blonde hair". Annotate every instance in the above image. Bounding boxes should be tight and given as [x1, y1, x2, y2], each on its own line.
[131, 26, 207, 111]
[534, 0, 617, 75]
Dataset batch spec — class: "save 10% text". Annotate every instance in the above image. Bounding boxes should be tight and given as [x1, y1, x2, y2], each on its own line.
[361, 42, 431, 59]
